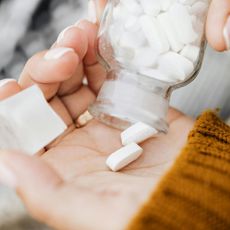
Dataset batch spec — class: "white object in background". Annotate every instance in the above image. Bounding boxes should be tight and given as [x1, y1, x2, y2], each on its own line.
[106, 143, 143, 172]
[121, 122, 158, 146]
[0, 85, 67, 155]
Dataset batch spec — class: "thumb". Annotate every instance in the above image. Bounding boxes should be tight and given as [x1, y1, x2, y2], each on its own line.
[0, 151, 63, 224]
[206, 0, 230, 51]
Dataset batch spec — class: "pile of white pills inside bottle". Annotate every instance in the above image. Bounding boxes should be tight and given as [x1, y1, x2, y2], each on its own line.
[109, 0, 210, 83]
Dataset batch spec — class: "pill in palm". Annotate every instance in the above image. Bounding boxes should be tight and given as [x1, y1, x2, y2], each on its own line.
[121, 122, 158, 146]
[106, 143, 143, 172]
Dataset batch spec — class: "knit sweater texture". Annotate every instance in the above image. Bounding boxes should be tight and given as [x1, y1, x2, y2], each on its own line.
[128, 111, 230, 230]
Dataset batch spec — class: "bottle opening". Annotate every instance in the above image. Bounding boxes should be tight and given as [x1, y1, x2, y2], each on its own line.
[89, 71, 169, 132]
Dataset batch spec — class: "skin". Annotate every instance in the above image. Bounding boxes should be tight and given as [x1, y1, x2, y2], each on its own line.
[0, 0, 229, 229]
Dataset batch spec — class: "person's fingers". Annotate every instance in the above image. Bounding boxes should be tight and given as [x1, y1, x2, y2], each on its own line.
[50, 26, 89, 97]
[48, 26, 88, 97]
[206, 0, 230, 51]
[0, 151, 128, 230]
[0, 151, 63, 223]
[57, 62, 84, 96]
[19, 48, 79, 100]
[55, 25, 88, 60]
[45, 96, 76, 149]
[78, 20, 106, 94]
[0, 79, 22, 100]
[78, 20, 98, 66]
[61, 86, 96, 120]
[0, 151, 117, 230]
[84, 62, 106, 94]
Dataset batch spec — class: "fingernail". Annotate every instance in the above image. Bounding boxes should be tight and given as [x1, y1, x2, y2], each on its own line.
[57, 25, 76, 44]
[223, 16, 230, 50]
[44, 48, 74, 60]
[88, 0, 97, 23]
[0, 162, 17, 188]
[0, 79, 16, 87]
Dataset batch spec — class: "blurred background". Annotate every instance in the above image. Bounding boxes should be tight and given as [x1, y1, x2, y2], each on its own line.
[0, 0, 229, 229]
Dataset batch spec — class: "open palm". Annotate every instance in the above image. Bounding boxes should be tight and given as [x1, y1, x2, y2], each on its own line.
[0, 20, 193, 230]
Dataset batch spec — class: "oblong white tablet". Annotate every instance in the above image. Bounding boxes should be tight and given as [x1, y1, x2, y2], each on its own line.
[180, 45, 200, 63]
[121, 122, 158, 146]
[106, 143, 143, 172]
[157, 12, 184, 52]
[158, 52, 194, 81]
[139, 15, 169, 53]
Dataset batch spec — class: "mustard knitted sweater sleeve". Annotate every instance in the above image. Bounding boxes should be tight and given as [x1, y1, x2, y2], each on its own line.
[128, 111, 230, 230]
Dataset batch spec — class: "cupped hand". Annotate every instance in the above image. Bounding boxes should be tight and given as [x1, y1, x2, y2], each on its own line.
[0, 19, 193, 230]
[0, 0, 229, 229]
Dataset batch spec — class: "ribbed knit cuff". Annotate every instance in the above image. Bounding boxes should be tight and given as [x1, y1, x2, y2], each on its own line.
[128, 111, 230, 230]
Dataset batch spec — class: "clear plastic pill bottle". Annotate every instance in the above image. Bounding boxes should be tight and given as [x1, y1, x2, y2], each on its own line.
[89, 0, 210, 133]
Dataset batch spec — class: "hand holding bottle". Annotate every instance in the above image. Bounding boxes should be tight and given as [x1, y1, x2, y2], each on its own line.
[0, 0, 229, 229]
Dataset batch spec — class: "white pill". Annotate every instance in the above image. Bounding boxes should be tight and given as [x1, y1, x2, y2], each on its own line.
[139, 68, 175, 82]
[190, 1, 209, 19]
[119, 31, 146, 49]
[140, 15, 169, 53]
[115, 46, 135, 60]
[158, 52, 194, 81]
[106, 143, 143, 172]
[160, 0, 176, 11]
[124, 15, 139, 31]
[113, 4, 129, 22]
[0, 86, 67, 155]
[139, 0, 161, 16]
[169, 3, 198, 44]
[180, 45, 200, 63]
[109, 23, 124, 45]
[157, 12, 184, 52]
[179, 0, 197, 5]
[120, 0, 143, 15]
[132, 47, 158, 68]
[121, 122, 158, 146]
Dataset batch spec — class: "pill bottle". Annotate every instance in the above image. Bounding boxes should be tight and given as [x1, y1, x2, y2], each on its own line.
[89, 0, 210, 133]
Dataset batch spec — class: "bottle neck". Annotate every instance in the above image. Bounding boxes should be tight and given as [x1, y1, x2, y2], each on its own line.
[89, 69, 171, 132]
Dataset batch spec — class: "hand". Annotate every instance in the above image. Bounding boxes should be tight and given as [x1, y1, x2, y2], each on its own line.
[206, 0, 230, 51]
[0, 0, 229, 230]
[0, 19, 194, 230]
